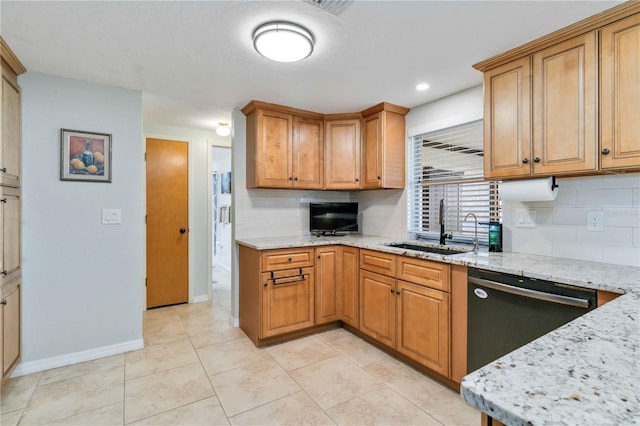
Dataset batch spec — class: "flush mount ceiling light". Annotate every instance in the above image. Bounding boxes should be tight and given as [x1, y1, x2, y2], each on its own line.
[253, 21, 315, 62]
[216, 123, 231, 137]
[416, 83, 430, 91]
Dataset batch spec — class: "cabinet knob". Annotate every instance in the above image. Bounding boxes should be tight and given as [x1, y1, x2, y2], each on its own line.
[317, 255, 321, 259]
[522, 158, 529, 164]
[355, 178, 359, 182]
[294, 177, 298, 181]
[377, 176, 381, 180]
[0, 299, 6, 306]
[288, 176, 293, 181]
[390, 288, 394, 294]
[288, 258, 292, 262]
[533, 157, 541, 163]
[263, 282, 268, 287]
[602, 148, 610, 155]
[0, 168, 6, 173]
[0, 270, 7, 276]
[179, 228, 186, 234]
[396, 290, 400, 295]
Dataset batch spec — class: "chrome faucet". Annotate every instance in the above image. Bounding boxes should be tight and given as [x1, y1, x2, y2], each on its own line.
[439, 199, 452, 245]
[464, 213, 479, 254]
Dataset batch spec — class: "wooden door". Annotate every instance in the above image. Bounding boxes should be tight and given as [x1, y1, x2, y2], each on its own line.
[533, 32, 597, 175]
[1, 65, 21, 187]
[396, 280, 449, 376]
[146, 138, 188, 308]
[324, 119, 361, 189]
[2, 280, 20, 374]
[0, 187, 20, 285]
[483, 57, 532, 179]
[362, 113, 382, 189]
[261, 267, 314, 338]
[256, 109, 292, 188]
[293, 116, 324, 189]
[315, 246, 341, 324]
[359, 270, 395, 347]
[600, 14, 640, 171]
[340, 246, 359, 328]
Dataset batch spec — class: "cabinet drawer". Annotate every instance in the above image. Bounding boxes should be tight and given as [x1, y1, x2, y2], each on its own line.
[262, 248, 314, 271]
[397, 257, 450, 292]
[360, 249, 396, 276]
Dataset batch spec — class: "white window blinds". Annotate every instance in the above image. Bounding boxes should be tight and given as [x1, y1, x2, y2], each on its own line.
[408, 119, 500, 243]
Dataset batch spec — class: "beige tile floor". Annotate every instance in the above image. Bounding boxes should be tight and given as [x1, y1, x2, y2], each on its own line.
[0, 272, 480, 426]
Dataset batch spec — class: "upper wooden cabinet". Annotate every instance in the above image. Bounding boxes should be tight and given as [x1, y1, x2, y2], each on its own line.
[243, 101, 324, 189]
[361, 103, 410, 189]
[1, 38, 26, 188]
[324, 116, 361, 190]
[243, 100, 409, 190]
[600, 13, 640, 170]
[476, 3, 640, 179]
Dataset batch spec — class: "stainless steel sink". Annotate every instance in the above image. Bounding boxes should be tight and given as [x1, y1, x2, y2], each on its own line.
[384, 242, 469, 256]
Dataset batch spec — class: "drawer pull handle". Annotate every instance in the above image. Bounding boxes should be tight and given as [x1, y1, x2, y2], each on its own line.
[271, 274, 307, 286]
[0, 168, 6, 173]
[1, 270, 7, 276]
[0, 198, 6, 203]
[1, 299, 6, 306]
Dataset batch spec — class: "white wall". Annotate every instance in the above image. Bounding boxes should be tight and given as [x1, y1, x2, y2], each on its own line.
[212, 147, 232, 271]
[18, 72, 144, 373]
[143, 123, 230, 302]
[503, 174, 640, 267]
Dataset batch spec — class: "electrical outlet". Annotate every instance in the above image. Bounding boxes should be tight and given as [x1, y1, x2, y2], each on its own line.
[586, 210, 604, 232]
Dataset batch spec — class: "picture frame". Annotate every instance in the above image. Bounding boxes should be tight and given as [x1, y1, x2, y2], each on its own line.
[221, 171, 232, 194]
[60, 128, 112, 182]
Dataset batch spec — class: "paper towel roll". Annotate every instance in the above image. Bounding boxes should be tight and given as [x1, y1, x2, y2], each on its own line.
[499, 177, 558, 201]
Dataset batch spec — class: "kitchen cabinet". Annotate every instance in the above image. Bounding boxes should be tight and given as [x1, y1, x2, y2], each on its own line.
[243, 101, 324, 189]
[324, 116, 361, 190]
[340, 246, 359, 328]
[1, 39, 25, 188]
[359, 270, 396, 347]
[240, 245, 317, 345]
[1, 186, 20, 286]
[1, 278, 20, 375]
[361, 103, 409, 189]
[600, 13, 640, 170]
[476, 4, 640, 179]
[315, 246, 341, 324]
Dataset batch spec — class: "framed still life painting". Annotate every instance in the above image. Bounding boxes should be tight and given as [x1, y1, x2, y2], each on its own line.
[60, 128, 112, 182]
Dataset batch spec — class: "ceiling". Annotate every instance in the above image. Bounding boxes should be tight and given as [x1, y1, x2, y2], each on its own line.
[1, 1, 622, 132]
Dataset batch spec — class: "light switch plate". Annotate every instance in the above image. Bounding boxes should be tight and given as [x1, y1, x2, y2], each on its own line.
[516, 209, 536, 228]
[102, 208, 122, 224]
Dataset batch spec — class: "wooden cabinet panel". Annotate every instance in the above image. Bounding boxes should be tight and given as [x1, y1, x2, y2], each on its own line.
[359, 270, 395, 347]
[397, 257, 450, 292]
[1, 74, 20, 187]
[315, 246, 341, 324]
[262, 248, 314, 272]
[483, 57, 532, 179]
[261, 267, 314, 338]
[360, 249, 396, 276]
[362, 113, 382, 189]
[396, 280, 449, 376]
[1, 187, 20, 285]
[600, 14, 640, 171]
[324, 118, 361, 189]
[2, 279, 20, 375]
[255, 109, 293, 188]
[532, 32, 597, 175]
[341, 246, 359, 328]
[293, 116, 324, 189]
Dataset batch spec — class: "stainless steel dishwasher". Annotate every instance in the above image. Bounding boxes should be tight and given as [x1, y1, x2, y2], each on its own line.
[467, 267, 597, 373]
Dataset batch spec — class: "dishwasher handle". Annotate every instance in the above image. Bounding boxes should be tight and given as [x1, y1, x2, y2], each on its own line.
[468, 276, 590, 309]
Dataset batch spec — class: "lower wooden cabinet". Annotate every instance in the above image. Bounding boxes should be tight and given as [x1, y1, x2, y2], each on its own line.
[315, 246, 360, 327]
[261, 267, 314, 338]
[1, 278, 20, 377]
[340, 246, 359, 328]
[359, 270, 396, 347]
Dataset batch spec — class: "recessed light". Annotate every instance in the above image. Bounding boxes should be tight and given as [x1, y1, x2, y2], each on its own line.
[416, 83, 430, 91]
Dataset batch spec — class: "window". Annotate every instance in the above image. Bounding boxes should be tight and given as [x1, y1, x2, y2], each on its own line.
[408, 120, 500, 244]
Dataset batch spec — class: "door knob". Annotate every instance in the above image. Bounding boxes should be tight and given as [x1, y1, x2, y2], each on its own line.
[179, 228, 186, 234]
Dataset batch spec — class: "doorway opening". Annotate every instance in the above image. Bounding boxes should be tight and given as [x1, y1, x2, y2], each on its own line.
[211, 146, 232, 312]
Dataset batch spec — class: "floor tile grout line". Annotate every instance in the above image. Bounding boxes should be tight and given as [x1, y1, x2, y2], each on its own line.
[123, 395, 215, 425]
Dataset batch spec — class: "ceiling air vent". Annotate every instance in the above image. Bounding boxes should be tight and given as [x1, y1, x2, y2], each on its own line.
[303, 0, 352, 16]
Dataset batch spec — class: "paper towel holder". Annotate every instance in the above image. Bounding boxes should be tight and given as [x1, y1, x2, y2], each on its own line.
[551, 176, 559, 190]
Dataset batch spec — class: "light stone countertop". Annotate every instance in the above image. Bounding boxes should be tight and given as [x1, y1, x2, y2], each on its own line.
[236, 234, 640, 425]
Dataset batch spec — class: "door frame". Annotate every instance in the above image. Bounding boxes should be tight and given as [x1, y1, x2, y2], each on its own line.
[143, 133, 193, 310]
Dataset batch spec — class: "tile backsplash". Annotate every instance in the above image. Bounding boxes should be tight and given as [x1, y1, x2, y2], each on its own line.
[502, 173, 640, 267]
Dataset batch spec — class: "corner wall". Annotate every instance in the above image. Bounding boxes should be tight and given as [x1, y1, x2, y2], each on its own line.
[18, 72, 144, 372]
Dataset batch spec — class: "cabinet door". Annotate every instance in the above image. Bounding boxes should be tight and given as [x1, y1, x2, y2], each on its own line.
[483, 57, 532, 179]
[533, 32, 597, 175]
[2, 280, 20, 375]
[255, 109, 293, 188]
[261, 267, 314, 338]
[396, 280, 449, 376]
[1, 187, 20, 285]
[600, 14, 640, 171]
[362, 113, 383, 189]
[340, 246, 359, 328]
[359, 270, 395, 347]
[315, 246, 341, 324]
[293, 116, 324, 189]
[324, 119, 361, 189]
[1, 68, 21, 188]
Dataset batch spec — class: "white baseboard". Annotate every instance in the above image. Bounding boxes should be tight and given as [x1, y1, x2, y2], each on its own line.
[11, 339, 144, 378]
[192, 294, 209, 303]
[232, 316, 239, 327]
